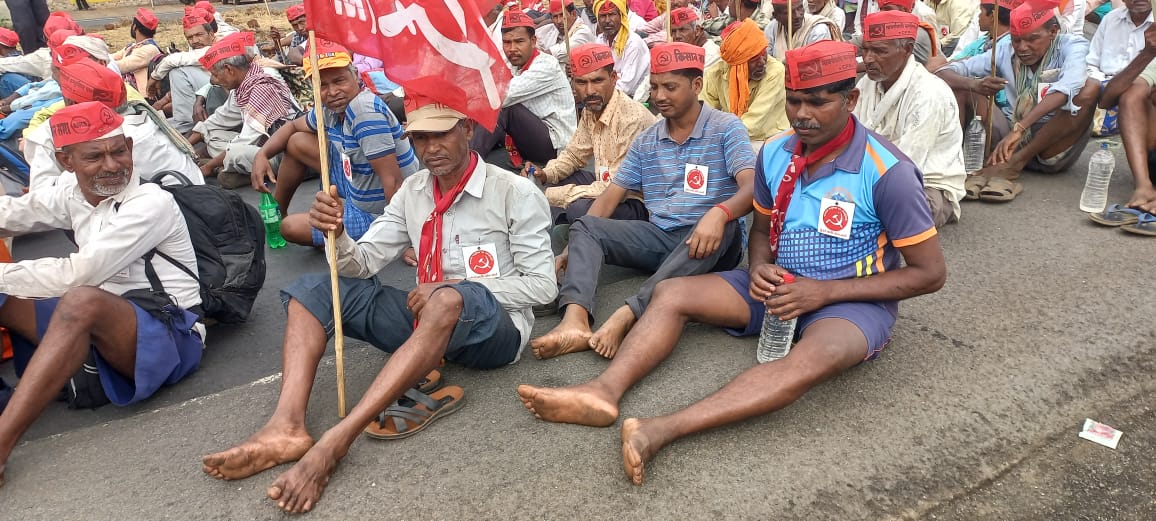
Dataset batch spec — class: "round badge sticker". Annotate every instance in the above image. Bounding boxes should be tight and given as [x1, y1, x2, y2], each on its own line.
[601, 170, 611, 182]
[687, 169, 705, 190]
[468, 249, 495, 275]
[822, 205, 849, 232]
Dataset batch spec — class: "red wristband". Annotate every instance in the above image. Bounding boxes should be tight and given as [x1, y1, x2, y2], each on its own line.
[714, 203, 734, 221]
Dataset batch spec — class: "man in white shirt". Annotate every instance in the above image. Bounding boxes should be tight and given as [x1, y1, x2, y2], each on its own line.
[147, 8, 219, 133]
[1080, 0, 1153, 109]
[926, 0, 978, 55]
[202, 99, 555, 514]
[855, 11, 966, 226]
[537, 0, 597, 59]
[670, 7, 722, 68]
[471, 9, 577, 169]
[594, 0, 652, 98]
[765, 0, 842, 60]
[25, 59, 203, 191]
[0, 102, 205, 488]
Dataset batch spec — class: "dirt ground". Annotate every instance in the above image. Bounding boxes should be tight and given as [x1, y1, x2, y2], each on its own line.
[76, 4, 291, 51]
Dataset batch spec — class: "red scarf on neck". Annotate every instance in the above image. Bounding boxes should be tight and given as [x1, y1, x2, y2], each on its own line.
[417, 153, 480, 284]
[768, 118, 856, 257]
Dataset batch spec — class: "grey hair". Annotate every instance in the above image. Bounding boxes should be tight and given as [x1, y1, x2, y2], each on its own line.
[212, 53, 251, 72]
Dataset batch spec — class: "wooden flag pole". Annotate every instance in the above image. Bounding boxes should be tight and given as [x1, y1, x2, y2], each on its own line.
[787, 0, 794, 50]
[665, 3, 672, 41]
[985, 32, 997, 156]
[307, 30, 348, 419]
[561, 3, 572, 61]
[264, 0, 272, 16]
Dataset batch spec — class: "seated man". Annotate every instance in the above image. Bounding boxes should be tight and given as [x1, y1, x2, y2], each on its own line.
[271, 4, 308, 66]
[470, 9, 576, 170]
[701, 20, 790, 144]
[112, 8, 163, 93]
[25, 60, 203, 190]
[252, 40, 418, 247]
[933, 0, 1010, 129]
[639, 0, 691, 46]
[202, 99, 556, 514]
[810, 0, 848, 33]
[929, 0, 979, 55]
[0, 12, 70, 86]
[0, 102, 206, 487]
[850, 0, 941, 64]
[702, 0, 770, 38]
[148, 8, 222, 133]
[0, 28, 34, 98]
[522, 43, 655, 226]
[594, 0, 652, 98]
[532, 42, 754, 360]
[855, 11, 966, 227]
[1093, 23, 1156, 225]
[195, 0, 239, 37]
[669, 8, 722, 72]
[766, 0, 842, 61]
[536, 0, 596, 58]
[1079, 0, 1153, 134]
[516, 41, 946, 486]
[187, 32, 298, 189]
[936, 0, 1094, 202]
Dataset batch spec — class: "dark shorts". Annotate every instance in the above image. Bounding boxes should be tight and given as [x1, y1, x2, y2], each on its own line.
[1, 293, 204, 406]
[714, 269, 895, 362]
[281, 274, 522, 369]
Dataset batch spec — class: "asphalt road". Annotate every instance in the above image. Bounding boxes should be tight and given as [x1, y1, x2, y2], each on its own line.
[1, 141, 1155, 520]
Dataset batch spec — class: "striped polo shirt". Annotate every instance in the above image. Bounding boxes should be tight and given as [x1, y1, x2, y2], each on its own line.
[307, 88, 419, 215]
[753, 117, 936, 314]
[614, 103, 755, 231]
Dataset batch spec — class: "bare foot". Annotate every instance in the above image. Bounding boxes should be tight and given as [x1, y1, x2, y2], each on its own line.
[621, 418, 665, 486]
[266, 443, 340, 514]
[202, 424, 314, 481]
[1127, 185, 1156, 214]
[531, 325, 592, 360]
[589, 306, 636, 359]
[516, 383, 618, 427]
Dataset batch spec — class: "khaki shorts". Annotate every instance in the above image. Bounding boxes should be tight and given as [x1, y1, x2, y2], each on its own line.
[924, 186, 957, 229]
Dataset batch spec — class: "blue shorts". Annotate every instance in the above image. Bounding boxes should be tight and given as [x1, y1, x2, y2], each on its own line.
[714, 269, 895, 362]
[281, 274, 522, 369]
[1, 293, 203, 406]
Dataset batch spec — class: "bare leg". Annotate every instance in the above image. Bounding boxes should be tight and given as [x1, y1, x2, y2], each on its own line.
[266, 287, 463, 513]
[530, 304, 594, 360]
[1119, 82, 1156, 213]
[992, 80, 1098, 178]
[518, 275, 750, 427]
[588, 305, 636, 359]
[273, 132, 323, 215]
[621, 318, 868, 485]
[280, 214, 319, 247]
[0, 288, 140, 487]
[201, 299, 325, 481]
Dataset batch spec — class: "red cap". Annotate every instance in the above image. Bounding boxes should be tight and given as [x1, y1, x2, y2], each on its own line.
[669, 7, 699, 28]
[134, 8, 159, 31]
[286, 4, 306, 21]
[182, 7, 213, 30]
[863, 11, 919, 41]
[981, 0, 996, 6]
[570, 43, 615, 77]
[598, 0, 618, 14]
[47, 29, 77, 51]
[195, 1, 216, 14]
[52, 43, 88, 66]
[199, 32, 254, 69]
[0, 28, 17, 48]
[650, 42, 705, 74]
[548, 0, 573, 13]
[59, 60, 127, 108]
[1010, 0, 1058, 36]
[49, 101, 125, 149]
[784, 40, 858, 90]
[502, 7, 536, 30]
[877, 0, 916, 10]
[43, 12, 81, 40]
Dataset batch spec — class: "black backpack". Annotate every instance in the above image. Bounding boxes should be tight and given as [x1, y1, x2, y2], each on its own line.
[149, 171, 267, 324]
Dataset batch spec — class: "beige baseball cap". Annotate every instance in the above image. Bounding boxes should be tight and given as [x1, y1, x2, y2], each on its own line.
[405, 102, 467, 133]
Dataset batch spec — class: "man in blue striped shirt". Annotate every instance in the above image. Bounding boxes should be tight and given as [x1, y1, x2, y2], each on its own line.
[531, 42, 756, 361]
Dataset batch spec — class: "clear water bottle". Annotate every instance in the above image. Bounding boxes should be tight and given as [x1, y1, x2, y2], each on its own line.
[1080, 143, 1114, 213]
[963, 116, 986, 173]
[259, 192, 287, 249]
[756, 273, 797, 363]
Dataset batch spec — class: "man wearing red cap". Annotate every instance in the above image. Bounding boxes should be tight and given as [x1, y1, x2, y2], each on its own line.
[0, 101, 206, 488]
[187, 32, 298, 189]
[594, 0, 653, 98]
[702, 0, 769, 38]
[702, 19, 789, 142]
[849, 0, 942, 63]
[856, 0, 941, 37]
[470, 8, 576, 171]
[148, 7, 221, 134]
[1080, 0, 1153, 136]
[518, 40, 946, 487]
[765, 0, 842, 60]
[112, 8, 163, 93]
[0, 28, 33, 99]
[271, 5, 309, 66]
[639, 0, 690, 46]
[529, 42, 754, 360]
[204, 97, 555, 514]
[196, 0, 239, 37]
[855, 11, 966, 227]
[536, 0, 597, 58]
[937, 0, 1094, 201]
[668, 7, 721, 67]
[0, 12, 65, 84]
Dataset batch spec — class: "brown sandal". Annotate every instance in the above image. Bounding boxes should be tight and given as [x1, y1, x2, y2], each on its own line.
[364, 385, 465, 440]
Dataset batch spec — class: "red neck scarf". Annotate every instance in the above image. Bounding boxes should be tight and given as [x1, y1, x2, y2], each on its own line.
[519, 50, 539, 73]
[417, 153, 480, 284]
[768, 118, 856, 257]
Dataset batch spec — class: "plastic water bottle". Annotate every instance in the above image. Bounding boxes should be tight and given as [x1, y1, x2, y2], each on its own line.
[259, 192, 287, 249]
[756, 273, 797, 363]
[963, 116, 986, 173]
[1080, 143, 1115, 213]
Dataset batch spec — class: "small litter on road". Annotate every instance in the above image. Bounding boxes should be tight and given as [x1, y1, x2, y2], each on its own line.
[1078, 419, 1123, 449]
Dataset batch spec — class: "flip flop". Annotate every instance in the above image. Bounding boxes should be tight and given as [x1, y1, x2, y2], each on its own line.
[979, 177, 1023, 203]
[964, 175, 988, 201]
[364, 385, 466, 440]
[1088, 204, 1144, 227]
[1120, 213, 1156, 237]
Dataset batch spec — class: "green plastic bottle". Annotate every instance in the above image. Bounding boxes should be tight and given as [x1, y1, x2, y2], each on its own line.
[259, 192, 287, 249]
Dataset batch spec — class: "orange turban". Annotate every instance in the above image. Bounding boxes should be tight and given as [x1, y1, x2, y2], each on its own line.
[719, 19, 768, 117]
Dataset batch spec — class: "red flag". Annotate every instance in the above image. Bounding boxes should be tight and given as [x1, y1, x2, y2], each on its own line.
[304, 0, 511, 130]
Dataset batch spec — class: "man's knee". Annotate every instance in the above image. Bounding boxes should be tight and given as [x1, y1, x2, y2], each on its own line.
[55, 286, 112, 324]
[1119, 82, 1149, 111]
[420, 286, 465, 327]
[1074, 82, 1101, 108]
[286, 131, 317, 162]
